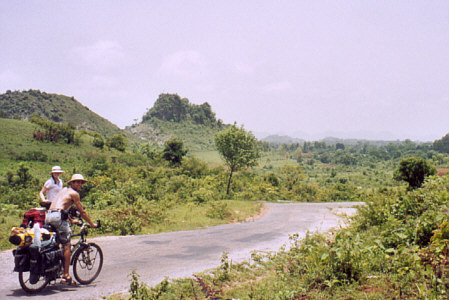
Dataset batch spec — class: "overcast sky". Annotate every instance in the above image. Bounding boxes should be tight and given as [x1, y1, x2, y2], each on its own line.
[1, 1, 448, 141]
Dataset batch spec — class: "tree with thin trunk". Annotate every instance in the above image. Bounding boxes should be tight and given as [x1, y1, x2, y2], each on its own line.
[215, 124, 260, 195]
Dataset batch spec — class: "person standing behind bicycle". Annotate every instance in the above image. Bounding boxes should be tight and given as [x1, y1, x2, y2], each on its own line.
[45, 174, 97, 284]
[39, 166, 64, 208]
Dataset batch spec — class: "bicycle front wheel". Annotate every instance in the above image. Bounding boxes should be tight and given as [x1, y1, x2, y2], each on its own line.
[73, 243, 103, 284]
[19, 272, 49, 293]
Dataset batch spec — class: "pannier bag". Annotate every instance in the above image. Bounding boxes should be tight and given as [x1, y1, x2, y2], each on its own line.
[40, 240, 63, 273]
[21, 208, 46, 228]
[14, 240, 62, 276]
[12, 246, 30, 272]
[29, 244, 42, 284]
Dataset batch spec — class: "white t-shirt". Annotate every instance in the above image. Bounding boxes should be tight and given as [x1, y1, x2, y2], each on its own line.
[43, 178, 63, 202]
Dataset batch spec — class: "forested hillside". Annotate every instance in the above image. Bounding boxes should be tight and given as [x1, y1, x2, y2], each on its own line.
[0, 89, 122, 137]
[126, 93, 227, 151]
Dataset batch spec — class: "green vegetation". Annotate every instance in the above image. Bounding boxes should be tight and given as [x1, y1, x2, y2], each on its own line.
[106, 134, 127, 152]
[215, 124, 261, 194]
[119, 175, 449, 300]
[30, 116, 77, 144]
[162, 138, 188, 166]
[0, 89, 122, 137]
[142, 94, 219, 126]
[2, 91, 449, 299]
[394, 156, 437, 189]
[126, 93, 226, 151]
[0, 118, 263, 250]
[434, 133, 449, 153]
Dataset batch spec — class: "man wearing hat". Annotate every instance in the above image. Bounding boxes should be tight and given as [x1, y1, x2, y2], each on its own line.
[39, 166, 64, 207]
[46, 174, 97, 284]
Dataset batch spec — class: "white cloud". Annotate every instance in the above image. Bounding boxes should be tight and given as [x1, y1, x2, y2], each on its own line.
[159, 50, 207, 78]
[262, 81, 292, 93]
[72, 40, 125, 71]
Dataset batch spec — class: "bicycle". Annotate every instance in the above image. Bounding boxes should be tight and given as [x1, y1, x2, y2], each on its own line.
[15, 212, 103, 293]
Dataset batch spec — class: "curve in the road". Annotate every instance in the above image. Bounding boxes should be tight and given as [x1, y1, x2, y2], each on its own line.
[0, 201, 362, 300]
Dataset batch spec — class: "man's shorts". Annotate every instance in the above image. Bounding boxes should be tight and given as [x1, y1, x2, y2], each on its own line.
[45, 210, 71, 245]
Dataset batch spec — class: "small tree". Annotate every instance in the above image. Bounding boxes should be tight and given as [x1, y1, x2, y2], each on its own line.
[162, 138, 187, 166]
[394, 157, 437, 189]
[215, 124, 260, 195]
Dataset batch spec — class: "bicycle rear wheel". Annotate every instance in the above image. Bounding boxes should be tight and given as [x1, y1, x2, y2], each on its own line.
[19, 272, 49, 293]
[73, 243, 103, 284]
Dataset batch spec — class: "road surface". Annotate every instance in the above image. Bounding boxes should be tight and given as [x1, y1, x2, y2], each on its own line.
[0, 202, 362, 299]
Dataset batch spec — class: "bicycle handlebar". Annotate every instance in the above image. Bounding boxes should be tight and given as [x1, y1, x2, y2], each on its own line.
[74, 219, 101, 229]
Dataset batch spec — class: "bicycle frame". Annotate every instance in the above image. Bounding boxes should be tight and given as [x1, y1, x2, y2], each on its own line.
[70, 222, 90, 265]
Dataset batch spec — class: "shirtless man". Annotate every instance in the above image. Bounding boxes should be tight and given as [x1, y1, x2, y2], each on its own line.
[45, 174, 97, 284]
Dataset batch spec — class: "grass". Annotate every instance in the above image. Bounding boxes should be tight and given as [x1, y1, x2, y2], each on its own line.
[0, 118, 102, 178]
[0, 210, 24, 250]
[190, 150, 223, 167]
[141, 200, 263, 234]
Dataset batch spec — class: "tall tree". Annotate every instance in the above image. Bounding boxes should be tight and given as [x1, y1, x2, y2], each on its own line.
[394, 157, 436, 189]
[215, 124, 260, 195]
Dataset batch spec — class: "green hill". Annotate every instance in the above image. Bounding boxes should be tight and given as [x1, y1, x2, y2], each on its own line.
[0, 118, 116, 177]
[125, 93, 228, 151]
[0, 89, 122, 137]
[1, 90, 231, 151]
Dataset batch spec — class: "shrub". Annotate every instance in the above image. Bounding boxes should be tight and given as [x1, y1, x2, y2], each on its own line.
[15, 150, 48, 162]
[101, 208, 143, 235]
[106, 134, 126, 152]
[93, 135, 104, 149]
[206, 202, 231, 220]
[30, 116, 76, 144]
[129, 271, 170, 300]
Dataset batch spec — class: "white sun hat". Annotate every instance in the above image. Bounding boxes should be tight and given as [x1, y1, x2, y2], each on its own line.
[67, 174, 88, 184]
[50, 166, 64, 174]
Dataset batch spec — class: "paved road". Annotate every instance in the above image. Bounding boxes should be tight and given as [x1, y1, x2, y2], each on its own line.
[0, 202, 362, 299]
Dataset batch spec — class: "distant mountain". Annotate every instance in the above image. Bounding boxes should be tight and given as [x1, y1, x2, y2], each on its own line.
[125, 93, 228, 151]
[0, 89, 122, 137]
[261, 133, 426, 147]
[261, 135, 305, 145]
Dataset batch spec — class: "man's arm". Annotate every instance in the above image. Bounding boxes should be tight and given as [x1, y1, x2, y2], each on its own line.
[72, 192, 97, 228]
